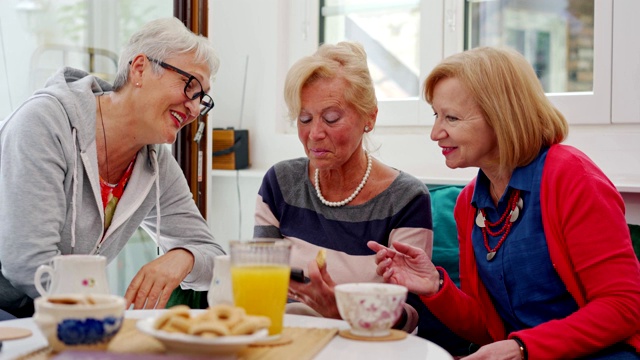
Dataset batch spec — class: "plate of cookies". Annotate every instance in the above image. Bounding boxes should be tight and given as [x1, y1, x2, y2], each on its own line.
[136, 304, 269, 355]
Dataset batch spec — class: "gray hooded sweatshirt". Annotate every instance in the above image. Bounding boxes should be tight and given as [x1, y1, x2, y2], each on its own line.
[0, 68, 224, 313]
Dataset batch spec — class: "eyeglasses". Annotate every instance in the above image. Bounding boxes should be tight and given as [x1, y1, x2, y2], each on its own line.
[145, 56, 214, 116]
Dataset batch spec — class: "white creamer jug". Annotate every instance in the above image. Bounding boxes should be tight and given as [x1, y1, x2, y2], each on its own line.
[207, 255, 234, 306]
[34, 255, 110, 296]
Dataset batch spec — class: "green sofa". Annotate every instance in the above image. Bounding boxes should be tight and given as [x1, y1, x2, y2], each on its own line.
[429, 185, 464, 286]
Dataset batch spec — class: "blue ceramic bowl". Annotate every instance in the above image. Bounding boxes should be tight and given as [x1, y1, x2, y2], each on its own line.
[55, 315, 123, 346]
[34, 294, 125, 352]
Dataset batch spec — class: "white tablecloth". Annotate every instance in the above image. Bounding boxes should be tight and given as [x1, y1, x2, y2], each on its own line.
[0, 310, 453, 360]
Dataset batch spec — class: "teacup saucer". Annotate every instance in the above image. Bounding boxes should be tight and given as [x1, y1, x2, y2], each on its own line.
[338, 329, 407, 342]
[251, 333, 293, 346]
[0, 327, 33, 341]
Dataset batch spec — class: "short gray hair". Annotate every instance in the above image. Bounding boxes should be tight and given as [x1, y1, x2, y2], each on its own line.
[112, 17, 220, 91]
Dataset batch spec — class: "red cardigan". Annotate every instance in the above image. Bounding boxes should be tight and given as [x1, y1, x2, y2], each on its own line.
[421, 144, 640, 358]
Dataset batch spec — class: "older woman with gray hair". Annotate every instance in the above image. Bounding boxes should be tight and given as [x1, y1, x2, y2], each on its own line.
[253, 41, 467, 352]
[0, 17, 225, 318]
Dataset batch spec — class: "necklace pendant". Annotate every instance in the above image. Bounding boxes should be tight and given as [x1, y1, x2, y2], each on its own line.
[475, 210, 485, 228]
[486, 251, 496, 261]
[509, 197, 524, 222]
[509, 205, 520, 222]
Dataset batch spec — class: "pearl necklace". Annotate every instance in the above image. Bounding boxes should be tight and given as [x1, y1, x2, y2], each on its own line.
[314, 151, 372, 207]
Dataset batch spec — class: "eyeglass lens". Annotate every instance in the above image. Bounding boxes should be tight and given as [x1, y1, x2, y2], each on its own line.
[184, 77, 202, 100]
[199, 94, 214, 116]
[184, 77, 214, 116]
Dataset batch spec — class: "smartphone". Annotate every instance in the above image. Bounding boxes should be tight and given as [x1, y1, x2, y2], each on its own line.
[290, 267, 310, 283]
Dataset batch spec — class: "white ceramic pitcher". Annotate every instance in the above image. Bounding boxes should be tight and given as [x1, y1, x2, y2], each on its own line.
[207, 255, 234, 306]
[34, 255, 110, 296]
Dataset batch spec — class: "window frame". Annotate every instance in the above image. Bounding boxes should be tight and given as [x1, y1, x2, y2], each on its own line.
[611, 0, 640, 124]
[285, 0, 613, 128]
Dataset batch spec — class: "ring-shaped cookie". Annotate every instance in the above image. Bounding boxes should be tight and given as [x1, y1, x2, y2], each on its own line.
[230, 315, 270, 335]
[206, 304, 245, 328]
[164, 315, 192, 333]
[188, 321, 230, 336]
[154, 304, 191, 330]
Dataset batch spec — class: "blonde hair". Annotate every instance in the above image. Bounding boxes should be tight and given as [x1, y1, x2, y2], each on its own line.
[424, 46, 568, 175]
[284, 41, 377, 121]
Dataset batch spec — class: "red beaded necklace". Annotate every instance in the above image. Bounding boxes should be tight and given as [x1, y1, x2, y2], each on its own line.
[475, 189, 522, 261]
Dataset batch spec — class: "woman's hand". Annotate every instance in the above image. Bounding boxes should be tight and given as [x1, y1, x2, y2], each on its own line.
[124, 248, 194, 309]
[462, 340, 523, 360]
[288, 257, 340, 318]
[367, 241, 439, 296]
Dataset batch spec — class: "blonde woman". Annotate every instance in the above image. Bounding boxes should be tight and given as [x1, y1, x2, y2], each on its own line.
[370, 47, 640, 359]
[253, 41, 470, 353]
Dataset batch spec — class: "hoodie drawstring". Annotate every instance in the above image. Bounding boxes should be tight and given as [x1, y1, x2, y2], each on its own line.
[151, 149, 161, 256]
[71, 128, 78, 253]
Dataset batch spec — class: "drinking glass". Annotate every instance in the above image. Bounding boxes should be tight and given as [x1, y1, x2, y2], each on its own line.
[230, 239, 291, 337]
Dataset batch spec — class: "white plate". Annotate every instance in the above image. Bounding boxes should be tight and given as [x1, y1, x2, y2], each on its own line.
[136, 317, 268, 356]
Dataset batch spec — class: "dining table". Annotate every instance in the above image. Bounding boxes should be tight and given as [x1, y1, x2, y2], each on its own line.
[0, 310, 454, 360]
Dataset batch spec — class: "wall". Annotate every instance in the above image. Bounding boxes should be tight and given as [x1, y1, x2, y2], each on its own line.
[207, 0, 640, 251]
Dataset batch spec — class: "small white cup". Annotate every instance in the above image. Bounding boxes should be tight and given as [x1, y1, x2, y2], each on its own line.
[34, 255, 110, 297]
[207, 255, 234, 306]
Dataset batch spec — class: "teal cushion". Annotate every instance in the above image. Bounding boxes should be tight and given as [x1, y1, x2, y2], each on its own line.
[429, 185, 463, 286]
[629, 224, 640, 260]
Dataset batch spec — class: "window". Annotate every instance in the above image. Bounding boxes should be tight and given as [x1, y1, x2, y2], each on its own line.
[321, 0, 421, 100]
[287, 0, 611, 126]
[0, 0, 173, 297]
[0, 0, 172, 120]
[308, 0, 433, 126]
[463, 0, 610, 125]
[466, 3, 578, 93]
[611, 0, 640, 124]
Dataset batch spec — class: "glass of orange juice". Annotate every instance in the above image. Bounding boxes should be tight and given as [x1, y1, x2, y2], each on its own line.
[230, 239, 291, 337]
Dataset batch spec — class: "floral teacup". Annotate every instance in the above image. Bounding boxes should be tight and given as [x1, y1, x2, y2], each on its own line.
[335, 283, 407, 337]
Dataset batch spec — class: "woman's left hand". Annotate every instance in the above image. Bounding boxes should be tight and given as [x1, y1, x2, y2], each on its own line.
[124, 248, 194, 309]
[461, 340, 523, 360]
[367, 241, 439, 295]
[288, 257, 340, 318]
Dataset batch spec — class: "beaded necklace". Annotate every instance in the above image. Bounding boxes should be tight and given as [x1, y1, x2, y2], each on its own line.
[475, 189, 523, 261]
[314, 151, 372, 207]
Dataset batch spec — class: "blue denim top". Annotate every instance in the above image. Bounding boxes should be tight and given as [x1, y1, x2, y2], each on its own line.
[471, 147, 578, 332]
